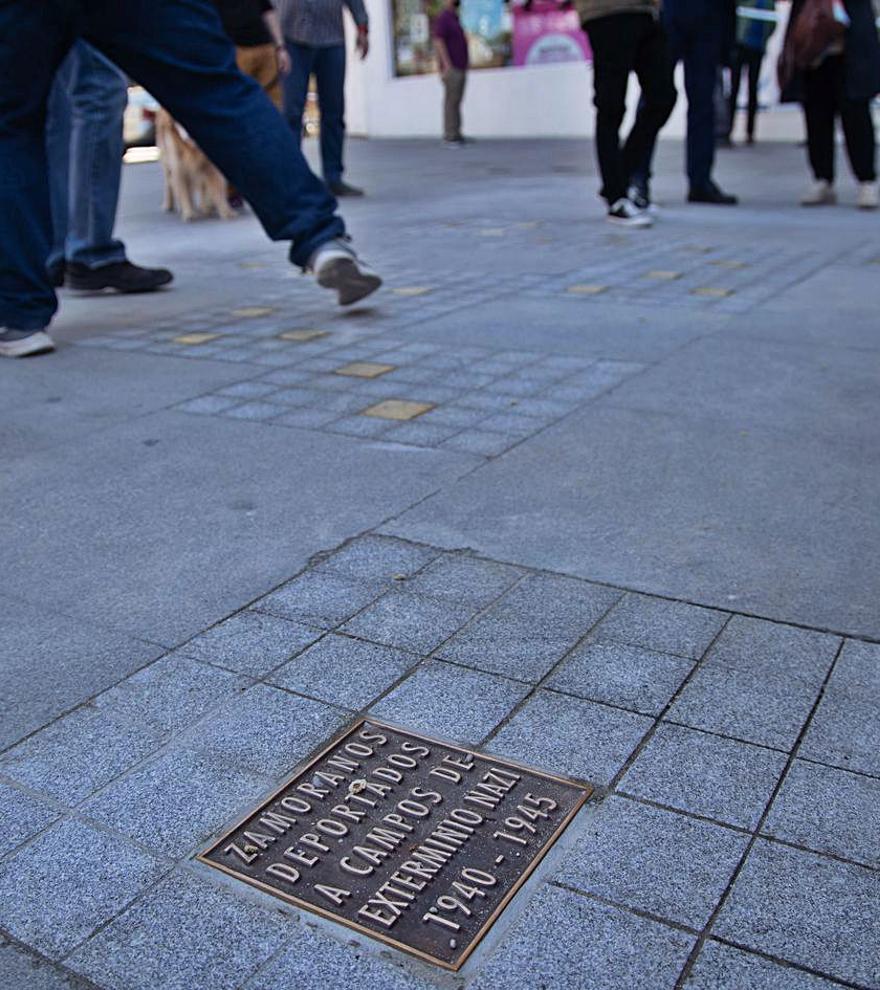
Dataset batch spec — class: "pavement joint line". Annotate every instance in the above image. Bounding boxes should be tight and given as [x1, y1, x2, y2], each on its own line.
[795, 753, 880, 783]
[0, 925, 107, 990]
[708, 936, 868, 990]
[548, 882, 702, 938]
[611, 792, 754, 839]
[671, 637, 849, 990]
[650, 718, 790, 757]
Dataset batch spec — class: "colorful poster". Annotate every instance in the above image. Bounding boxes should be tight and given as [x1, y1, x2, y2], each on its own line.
[511, 1, 590, 66]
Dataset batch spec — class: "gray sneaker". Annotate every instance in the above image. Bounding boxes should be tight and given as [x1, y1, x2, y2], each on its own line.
[308, 239, 382, 306]
[0, 328, 55, 358]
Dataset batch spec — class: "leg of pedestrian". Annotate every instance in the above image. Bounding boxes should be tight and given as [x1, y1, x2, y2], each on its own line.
[746, 49, 762, 143]
[314, 44, 361, 196]
[800, 58, 838, 206]
[0, 2, 73, 358]
[47, 40, 174, 294]
[444, 68, 466, 143]
[85, 0, 380, 304]
[281, 40, 315, 145]
[838, 96, 878, 210]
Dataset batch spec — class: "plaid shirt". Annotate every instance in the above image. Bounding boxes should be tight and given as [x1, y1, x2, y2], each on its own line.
[275, 0, 368, 46]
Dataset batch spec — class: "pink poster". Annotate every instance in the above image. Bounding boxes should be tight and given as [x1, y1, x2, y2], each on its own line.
[512, 2, 591, 67]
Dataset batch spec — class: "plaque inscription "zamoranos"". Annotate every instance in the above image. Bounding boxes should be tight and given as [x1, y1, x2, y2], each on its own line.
[198, 719, 591, 970]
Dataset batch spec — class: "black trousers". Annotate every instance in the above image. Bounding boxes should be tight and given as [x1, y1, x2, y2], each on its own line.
[728, 44, 764, 140]
[585, 12, 677, 205]
[803, 55, 877, 183]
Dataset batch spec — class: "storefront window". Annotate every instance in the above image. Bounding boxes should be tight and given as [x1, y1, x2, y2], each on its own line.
[391, 0, 589, 77]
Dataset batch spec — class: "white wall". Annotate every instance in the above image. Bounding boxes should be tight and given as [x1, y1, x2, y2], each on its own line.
[346, 0, 798, 141]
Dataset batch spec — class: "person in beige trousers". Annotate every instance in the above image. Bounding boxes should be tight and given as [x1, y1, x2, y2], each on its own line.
[433, 0, 470, 145]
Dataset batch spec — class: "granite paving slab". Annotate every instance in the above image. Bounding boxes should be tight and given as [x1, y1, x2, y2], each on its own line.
[684, 941, 845, 990]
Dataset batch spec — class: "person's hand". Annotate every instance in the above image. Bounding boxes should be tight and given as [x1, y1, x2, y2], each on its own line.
[276, 45, 292, 76]
[356, 27, 369, 59]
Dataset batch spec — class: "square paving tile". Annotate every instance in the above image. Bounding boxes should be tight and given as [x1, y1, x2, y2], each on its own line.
[685, 941, 842, 989]
[0, 819, 166, 959]
[369, 659, 529, 744]
[179, 612, 321, 676]
[547, 641, 693, 716]
[493, 573, 622, 638]
[595, 593, 727, 659]
[251, 570, 386, 628]
[441, 429, 515, 457]
[1, 706, 165, 804]
[706, 616, 839, 685]
[362, 399, 434, 421]
[268, 634, 414, 709]
[80, 750, 272, 859]
[317, 535, 438, 581]
[402, 553, 523, 607]
[341, 590, 476, 654]
[488, 690, 653, 784]
[619, 723, 787, 829]
[67, 872, 289, 990]
[557, 796, 749, 928]
[333, 361, 395, 378]
[468, 884, 693, 990]
[0, 937, 82, 990]
[714, 840, 879, 987]
[667, 663, 821, 751]
[762, 759, 880, 867]
[799, 639, 880, 776]
[439, 614, 578, 682]
[0, 781, 59, 859]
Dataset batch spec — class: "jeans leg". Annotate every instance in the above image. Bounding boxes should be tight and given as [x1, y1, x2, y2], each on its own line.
[314, 44, 347, 184]
[282, 41, 315, 149]
[728, 49, 744, 139]
[62, 40, 128, 268]
[0, 2, 73, 330]
[84, 0, 344, 267]
[46, 51, 75, 272]
[746, 51, 762, 139]
[682, 28, 720, 190]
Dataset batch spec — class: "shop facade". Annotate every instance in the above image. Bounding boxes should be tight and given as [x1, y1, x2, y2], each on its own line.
[345, 0, 796, 140]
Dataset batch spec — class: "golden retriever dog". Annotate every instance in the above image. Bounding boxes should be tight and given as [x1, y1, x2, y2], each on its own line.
[155, 109, 236, 222]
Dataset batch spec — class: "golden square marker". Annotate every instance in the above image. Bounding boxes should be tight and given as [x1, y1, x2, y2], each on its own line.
[646, 270, 682, 281]
[363, 399, 434, 421]
[335, 361, 396, 379]
[567, 284, 608, 295]
[233, 306, 275, 318]
[392, 287, 432, 297]
[278, 329, 329, 342]
[172, 332, 221, 345]
[692, 287, 733, 298]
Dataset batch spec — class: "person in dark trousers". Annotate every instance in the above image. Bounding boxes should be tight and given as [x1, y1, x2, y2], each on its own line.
[213, 0, 291, 110]
[276, 0, 369, 197]
[726, 0, 776, 145]
[577, 0, 677, 227]
[635, 0, 739, 205]
[0, 0, 381, 360]
[46, 41, 174, 294]
[785, 0, 879, 209]
[434, 0, 470, 146]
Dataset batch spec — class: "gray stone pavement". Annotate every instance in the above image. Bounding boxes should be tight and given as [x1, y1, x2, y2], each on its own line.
[1, 138, 878, 989]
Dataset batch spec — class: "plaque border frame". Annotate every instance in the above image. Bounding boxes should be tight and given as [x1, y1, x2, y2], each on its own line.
[197, 717, 592, 972]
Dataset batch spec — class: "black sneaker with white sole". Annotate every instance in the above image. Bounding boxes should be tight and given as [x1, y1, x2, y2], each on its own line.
[607, 197, 652, 228]
[0, 328, 55, 358]
[308, 239, 382, 306]
[66, 260, 174, 294]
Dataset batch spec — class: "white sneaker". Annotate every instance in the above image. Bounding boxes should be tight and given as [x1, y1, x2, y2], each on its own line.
[857, 181, 879, 210]
[607, 198, 652, 228]
[0, 328, 55, 358]
[801, 180, 836, 206]
[307, 239, 382, 306]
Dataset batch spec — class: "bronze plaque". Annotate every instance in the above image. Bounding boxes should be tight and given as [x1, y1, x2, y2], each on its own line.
[198, 719, 591, 970]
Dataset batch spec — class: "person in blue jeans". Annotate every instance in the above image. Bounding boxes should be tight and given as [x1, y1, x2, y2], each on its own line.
[47, 40, 173, 294]
[0, 0, 380, 359]
[276, 0, 370, 197]
[631, 0, 738, 208]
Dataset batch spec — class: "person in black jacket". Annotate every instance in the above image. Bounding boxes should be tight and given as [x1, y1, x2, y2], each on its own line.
[787, 0, 879, 208]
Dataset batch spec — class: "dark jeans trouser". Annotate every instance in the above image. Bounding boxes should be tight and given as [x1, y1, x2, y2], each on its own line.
[634, 10, 723, 193]
[47, 39, 128, 271]
[728, 44, 764, 140]
[803, 54, 877, 184]
[282, 42, 346, 185]
[585, 12, 677, 205]
[0, 0, 343, 332]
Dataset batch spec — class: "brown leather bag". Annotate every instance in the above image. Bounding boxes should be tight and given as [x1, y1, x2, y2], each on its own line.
[778, 0, 846, 87]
